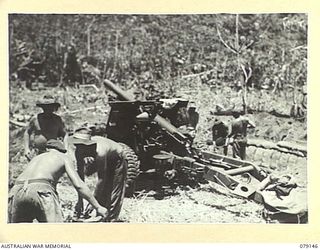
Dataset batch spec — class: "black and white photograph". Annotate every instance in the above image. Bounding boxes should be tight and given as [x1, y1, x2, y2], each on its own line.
[8, 13, 308, 224]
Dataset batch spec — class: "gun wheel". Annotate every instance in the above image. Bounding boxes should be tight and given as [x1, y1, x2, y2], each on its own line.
[119, 143, 140, 197]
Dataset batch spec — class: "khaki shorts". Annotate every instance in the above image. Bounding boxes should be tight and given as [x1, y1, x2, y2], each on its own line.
[8, 179, 63, 223]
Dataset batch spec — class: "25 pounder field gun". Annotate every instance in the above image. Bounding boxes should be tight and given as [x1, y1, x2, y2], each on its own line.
[103, 79, 267, 201]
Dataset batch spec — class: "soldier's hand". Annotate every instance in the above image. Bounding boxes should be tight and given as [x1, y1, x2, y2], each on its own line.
[84, 203, 95, 217]
[269, 174, 279, 183]
[164, 169, 177, 180]
[228, 137, 234, 144]
[96, 206, 108, 219]
[25, 149, 32, 161]
[84, 156, 95, 165]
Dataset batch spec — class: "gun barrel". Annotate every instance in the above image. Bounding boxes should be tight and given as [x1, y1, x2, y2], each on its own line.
[104, 79, 189, 140]
[153, 115, 183, 135]
[104, 79, 134, 101]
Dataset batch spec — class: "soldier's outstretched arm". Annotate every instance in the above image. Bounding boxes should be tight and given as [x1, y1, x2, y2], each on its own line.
[247, 118, 256, 128]
[23, 117, 36, 160]
[228, 124, 235, 138]
[64, 156, 108, 218]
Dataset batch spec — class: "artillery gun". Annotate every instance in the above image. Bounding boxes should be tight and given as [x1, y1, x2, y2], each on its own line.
[102, 79, 269, 201]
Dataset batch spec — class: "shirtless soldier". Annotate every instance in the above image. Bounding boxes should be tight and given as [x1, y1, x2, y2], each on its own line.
[24, 95, 66, 160]
[8, 139, 108, 223]
[228, 111, 255, 160]
[69, 127, 127, 222]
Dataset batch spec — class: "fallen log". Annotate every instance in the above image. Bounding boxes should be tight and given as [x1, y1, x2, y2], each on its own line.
[277, 141, 307, 156]
[213, 107, 292, 119]
[79, 84, 100, 92]
[62, 105, 107, 115]
[247, 138, 307, 157]
[10, 120, 27, 127]
[269, 109, 291, 118]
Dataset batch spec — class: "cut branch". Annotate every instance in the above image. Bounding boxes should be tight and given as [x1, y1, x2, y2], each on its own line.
[290, 45, 307, 51]
[240, 64, 252, 83]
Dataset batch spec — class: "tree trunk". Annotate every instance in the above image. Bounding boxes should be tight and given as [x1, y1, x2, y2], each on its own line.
[235, 14, 248, 114]
[87, 17, 96, 56]
[235, 14, 239, 51]
[87, 28, 91, 56]
[242, 75, 248, 114]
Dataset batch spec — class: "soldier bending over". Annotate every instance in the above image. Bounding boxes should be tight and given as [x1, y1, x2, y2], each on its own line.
[8, 139, 108, 223]
[69, 127, 127, 222]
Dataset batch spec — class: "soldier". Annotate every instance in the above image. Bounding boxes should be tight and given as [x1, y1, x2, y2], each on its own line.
[228, 111, 255, 160]
[188, 102, 199, 130]
[211, 118, 229, 156]
[68, 127, 127, 222]
[8, 139, 108, 223]
[24, 95, 67, 161]
[63, 44, 82, 86]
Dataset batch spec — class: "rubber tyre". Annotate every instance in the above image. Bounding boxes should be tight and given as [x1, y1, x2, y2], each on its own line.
[118, 143, 140, 196]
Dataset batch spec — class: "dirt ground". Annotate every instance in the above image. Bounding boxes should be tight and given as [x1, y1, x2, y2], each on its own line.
[8, 84, 307, 223]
